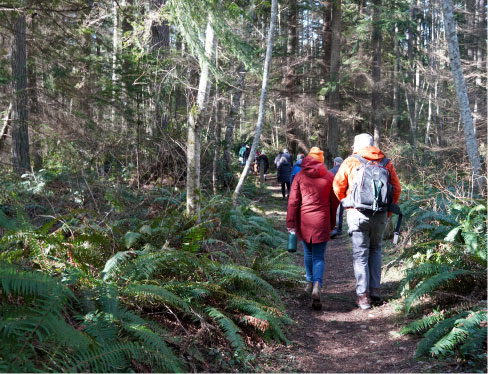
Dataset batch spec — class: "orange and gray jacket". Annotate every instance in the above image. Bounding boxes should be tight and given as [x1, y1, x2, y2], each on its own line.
[333, 146, 401, 207]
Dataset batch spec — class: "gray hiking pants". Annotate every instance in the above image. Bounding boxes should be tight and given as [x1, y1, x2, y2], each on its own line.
[346, 209, 388, 296]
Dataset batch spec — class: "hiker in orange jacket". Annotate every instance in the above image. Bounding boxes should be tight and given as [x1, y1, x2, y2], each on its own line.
[333, 133, 401, 310]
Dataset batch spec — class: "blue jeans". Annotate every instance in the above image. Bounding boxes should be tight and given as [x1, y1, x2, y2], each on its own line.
[303, 241, 327, 286]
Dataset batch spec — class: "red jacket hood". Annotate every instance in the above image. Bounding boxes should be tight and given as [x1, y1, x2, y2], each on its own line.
[354, 146, 385, 161]
[301, 156, 327, 178]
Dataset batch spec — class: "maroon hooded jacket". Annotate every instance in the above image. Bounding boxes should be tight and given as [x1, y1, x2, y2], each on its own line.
[286, 156, 339, 243]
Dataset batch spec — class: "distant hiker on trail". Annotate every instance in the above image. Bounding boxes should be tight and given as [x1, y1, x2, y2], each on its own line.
[329, 156, 344, 238]
[290, 153, 305, 185]
[282, 149, 292, 164]
[257, 151, 269, 180]
[274, 151, 283, 169]
[277, 156, 292, 199]
[333, 133, 401, 310]
[243, 145, 251, 165]
[275, 149, 292, 170]
[238, 144, 246, 165]
[286, 147, 339, 310]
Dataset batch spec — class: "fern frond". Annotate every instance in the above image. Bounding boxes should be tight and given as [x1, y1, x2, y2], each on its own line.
[216, 264, 280, 303]
[386, 240, 443, 270]
[414, 210, 458, 226]
[122, 321, 183, 372]
[0, 266, 73, 300]
[227, 297, 290, 343]
[401, 309, 446, 334]
[460, 323, 487, 358]
[121, 284, 190, 312]
[205, 307, 245, 353]
[101, 250, 145, 281]
[415, 311, 470, 358]
[422, 310, 486, 358]
[82, 311, 119, 345]
[97, 283, 120, 317]
[66, 342, 136, 372]
[404, 269, 471, 313]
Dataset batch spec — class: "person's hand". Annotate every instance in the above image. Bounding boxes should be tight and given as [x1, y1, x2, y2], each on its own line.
[287, 227, 295, 234]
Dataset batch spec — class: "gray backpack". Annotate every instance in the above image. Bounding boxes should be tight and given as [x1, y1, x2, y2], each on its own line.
[342, 155, 393, 213]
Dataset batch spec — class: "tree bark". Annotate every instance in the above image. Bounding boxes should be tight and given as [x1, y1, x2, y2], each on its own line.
[319, 2, 332, 152]
[233, 0, 277, 205]
[186, 18, 215, 219]
[283, 0, 298, 155]
[28, 15, 42, 171]
[11, 12, 30, 175]
[223, 63, 245, 171]
[325, 0, 341, 167]
[212, 68, 221, 194]
[407, 0, 417, 147]
[371, 0, 382, 147]
[441, 0, 482, 186]
[111, 0, 118, 128]
[392, 20, 399, 136]
[151, 0, 170, 132]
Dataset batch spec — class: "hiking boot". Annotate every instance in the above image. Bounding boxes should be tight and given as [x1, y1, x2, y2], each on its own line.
[356, 293, 371, 310]
[370, 288, 381, 304]
[312, 282, 322, 310]
[304, 282, 313, 294]
[330, 228, 342, 239]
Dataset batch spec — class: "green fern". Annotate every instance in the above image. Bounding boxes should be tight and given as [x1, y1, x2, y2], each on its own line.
[121, 318, 183, 372]
[401, 309, 446, 334]
[121, 284, 191, 313]
[205, 307, 246, 353]
[101, 250, 145, 281]
[66, 342, 137, 372]
[415, 312, 470, 358]
[429, 310, 486, 357]
[404, 269, 471, 313]
[216, 263, 281, 303]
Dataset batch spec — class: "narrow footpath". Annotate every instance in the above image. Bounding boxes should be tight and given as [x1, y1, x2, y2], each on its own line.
[257, 179, 431, 373]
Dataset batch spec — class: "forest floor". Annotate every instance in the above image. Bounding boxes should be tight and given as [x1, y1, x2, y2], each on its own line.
[253, 177, 438, 373]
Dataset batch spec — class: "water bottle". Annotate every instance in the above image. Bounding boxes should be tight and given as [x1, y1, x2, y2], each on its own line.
[287, 232, 297, 253]
[393, 232, 399, 245]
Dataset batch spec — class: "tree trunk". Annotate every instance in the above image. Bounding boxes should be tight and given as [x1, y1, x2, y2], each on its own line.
[319, 2, 332, 152]
[11, 12, 30, 175]
[392, 21, 399, 136]
[371, 0, 382, 147]
[28, 15, 42, 171]
[223, 63, 245, 171]
[233, 0, 277, 205]
[212, 80, 221, 194]
[283, 0, 298, 155]
[325, 0, 341, 167]
[111, 0, 118, 128]
[151, 0, 170, 132]
[441, 0, 482, 186]
[186, 18, 215, 219]
[407, 0, 417, 147]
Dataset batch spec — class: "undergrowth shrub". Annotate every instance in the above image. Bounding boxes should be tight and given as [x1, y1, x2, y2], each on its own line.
[0, 171, 300, 372]
[392, 185, 487, 370]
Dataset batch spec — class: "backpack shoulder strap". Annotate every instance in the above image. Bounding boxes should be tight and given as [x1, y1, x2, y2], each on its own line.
[351, 154, 367, 164]
[379, 157, 390, 167]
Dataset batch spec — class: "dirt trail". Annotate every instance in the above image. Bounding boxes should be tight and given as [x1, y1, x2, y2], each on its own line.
[258, 180, 429, 373]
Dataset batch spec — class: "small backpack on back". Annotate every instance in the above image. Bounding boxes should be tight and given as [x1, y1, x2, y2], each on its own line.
[342, 155, 393, 213]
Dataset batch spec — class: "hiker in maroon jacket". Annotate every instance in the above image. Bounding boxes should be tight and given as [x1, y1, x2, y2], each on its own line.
[286, 147, 339, 309]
